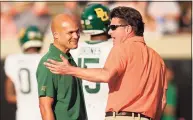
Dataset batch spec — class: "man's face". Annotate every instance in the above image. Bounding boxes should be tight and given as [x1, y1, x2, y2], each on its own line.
[108, 17, 128, 45]
[57, 21, 80, 50]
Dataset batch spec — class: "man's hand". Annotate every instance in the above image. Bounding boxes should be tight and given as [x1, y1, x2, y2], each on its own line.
[44, 54, 72, 75]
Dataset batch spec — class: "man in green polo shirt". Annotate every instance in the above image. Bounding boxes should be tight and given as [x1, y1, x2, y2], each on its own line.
[36, 14, 87, 120]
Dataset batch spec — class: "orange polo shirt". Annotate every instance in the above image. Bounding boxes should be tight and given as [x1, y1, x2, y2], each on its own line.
[104, 36, 167, 119]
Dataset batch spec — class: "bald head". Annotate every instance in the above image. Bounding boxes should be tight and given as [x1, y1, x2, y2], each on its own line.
[50, 13, 80, 53]
[51, 14, 77, 35]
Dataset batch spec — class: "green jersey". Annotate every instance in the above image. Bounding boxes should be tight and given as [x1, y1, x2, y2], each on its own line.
[36, 44, 87, 120]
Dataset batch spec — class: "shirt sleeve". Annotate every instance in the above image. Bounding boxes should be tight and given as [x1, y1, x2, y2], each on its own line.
[36, 63, 56, 98]
[162, 64, 167, 111]
[104, 45, 127, 77]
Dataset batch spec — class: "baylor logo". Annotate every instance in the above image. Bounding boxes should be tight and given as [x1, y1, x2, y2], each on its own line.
[94, 8, 109, 21]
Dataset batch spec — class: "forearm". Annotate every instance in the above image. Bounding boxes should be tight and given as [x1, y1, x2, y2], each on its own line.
[5, 94, 16, 104]
[68, 66, 112, 83]
[5, 78, 16, 104]
[40, 106, 55, 120]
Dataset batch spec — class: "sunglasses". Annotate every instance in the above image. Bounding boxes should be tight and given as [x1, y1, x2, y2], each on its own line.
[108, 24, 128, 31]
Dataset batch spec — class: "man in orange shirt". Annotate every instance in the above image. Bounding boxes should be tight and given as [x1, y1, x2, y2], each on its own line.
[44, 6, 167, 120]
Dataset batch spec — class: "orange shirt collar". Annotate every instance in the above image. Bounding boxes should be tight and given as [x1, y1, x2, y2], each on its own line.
[124, 36, 145, 44]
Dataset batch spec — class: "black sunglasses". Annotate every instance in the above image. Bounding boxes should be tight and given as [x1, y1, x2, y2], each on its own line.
[108, 24, 128, 31]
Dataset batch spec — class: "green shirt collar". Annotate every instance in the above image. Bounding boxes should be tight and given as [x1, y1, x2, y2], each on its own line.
[49, 44, 73, 60]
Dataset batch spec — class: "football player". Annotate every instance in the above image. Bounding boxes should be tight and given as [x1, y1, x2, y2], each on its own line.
[4, 26, 43, 120]
[70, 3, 113, 120]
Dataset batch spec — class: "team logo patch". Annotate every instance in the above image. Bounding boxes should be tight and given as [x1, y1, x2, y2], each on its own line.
[94, 8, 109, 21]
[41, 86, 47, 91]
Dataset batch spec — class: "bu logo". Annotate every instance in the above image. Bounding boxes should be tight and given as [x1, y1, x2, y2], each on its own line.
[94, 8, 109, 21]
[41, 86, 47, 91]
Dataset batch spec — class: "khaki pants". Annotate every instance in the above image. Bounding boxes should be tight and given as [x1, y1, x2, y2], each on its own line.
[105, 113, 151, 120]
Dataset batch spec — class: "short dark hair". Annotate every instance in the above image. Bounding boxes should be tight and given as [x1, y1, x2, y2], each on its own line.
[110, 6, 144, 36]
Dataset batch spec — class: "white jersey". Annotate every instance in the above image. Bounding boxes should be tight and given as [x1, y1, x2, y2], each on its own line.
[4, 54, 42, 120]
[70, 39, 113, 120]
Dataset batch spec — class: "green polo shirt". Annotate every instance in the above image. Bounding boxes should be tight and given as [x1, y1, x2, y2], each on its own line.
[36, 44, 87, 120]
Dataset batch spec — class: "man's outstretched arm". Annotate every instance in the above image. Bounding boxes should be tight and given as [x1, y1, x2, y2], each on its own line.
[68, 67, 117, 83]
[44, 55, 118, 83]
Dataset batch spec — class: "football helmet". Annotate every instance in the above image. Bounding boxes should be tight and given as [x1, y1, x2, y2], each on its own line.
[19, 26, 43, 51]
[81, 3, 110, 35]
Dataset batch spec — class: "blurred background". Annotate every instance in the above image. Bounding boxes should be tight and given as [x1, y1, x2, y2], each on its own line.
[0, 1, 192, 120]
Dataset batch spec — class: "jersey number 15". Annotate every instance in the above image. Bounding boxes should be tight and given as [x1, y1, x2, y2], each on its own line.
[78, 58, 100, 94]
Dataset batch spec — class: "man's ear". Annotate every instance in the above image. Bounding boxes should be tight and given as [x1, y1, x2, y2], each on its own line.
[53, 32, 59, 39]
[127, 26, 132, 34]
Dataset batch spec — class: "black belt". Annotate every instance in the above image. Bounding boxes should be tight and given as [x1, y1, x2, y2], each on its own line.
[105, 111, 150, 119]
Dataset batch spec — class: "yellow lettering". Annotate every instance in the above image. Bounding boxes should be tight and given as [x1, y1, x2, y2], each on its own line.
[94, 8, 109, 21]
